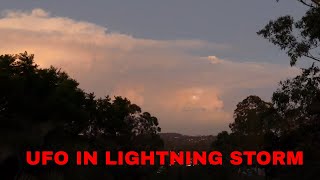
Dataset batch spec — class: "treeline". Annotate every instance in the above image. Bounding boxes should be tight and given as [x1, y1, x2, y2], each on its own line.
[211, 1, 320, 179]
[212, 67, 320, 179]
[0, 52, 163, 180]
[1, 51, 319, 179]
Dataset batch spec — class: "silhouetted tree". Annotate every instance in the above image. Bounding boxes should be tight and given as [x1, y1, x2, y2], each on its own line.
[230, 95, 279, 136]
[258, 0, 320, 66]
[270, 65, 320, 178]
[258, 2, 320, 177]
[0, 52, 163, 180]
[0, 52, 88, 151]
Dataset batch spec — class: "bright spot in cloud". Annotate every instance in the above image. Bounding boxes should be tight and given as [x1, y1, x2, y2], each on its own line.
[191, 95, 199, 101]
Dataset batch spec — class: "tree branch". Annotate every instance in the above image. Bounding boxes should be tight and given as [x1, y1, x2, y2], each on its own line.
[305, 53, 320, 62]
[298, 0, 315, 8]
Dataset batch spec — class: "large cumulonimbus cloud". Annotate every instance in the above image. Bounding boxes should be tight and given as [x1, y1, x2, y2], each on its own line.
[0, 9, 299, 135]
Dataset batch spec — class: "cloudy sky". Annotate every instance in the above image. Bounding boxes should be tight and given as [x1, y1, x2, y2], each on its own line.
[0, 0, 308, 135]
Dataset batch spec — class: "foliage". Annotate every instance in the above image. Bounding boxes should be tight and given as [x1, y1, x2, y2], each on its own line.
[0, 52, 162, 180]
[230, 95, 278, 136]
[0, 52, 88, 149]
[258, 1, 320, 65]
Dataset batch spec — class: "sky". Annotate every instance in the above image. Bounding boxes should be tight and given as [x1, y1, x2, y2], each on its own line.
[0, 0, 310, 135]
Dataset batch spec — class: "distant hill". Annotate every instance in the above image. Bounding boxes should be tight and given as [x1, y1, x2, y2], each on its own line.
[160, 133, 216, 151]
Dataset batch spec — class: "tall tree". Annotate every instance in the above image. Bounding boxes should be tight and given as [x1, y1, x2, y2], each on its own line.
[230, 95, 278, 136]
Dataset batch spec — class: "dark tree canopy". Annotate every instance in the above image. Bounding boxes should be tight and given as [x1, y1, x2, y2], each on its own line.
[258, 0, 320, 65]
[230, 95, 278, 136]
[0, 52, 88, 148]
[273, 64, 320, 132]
[213, 65, 320, 178]
[0, 52, 163, 179]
